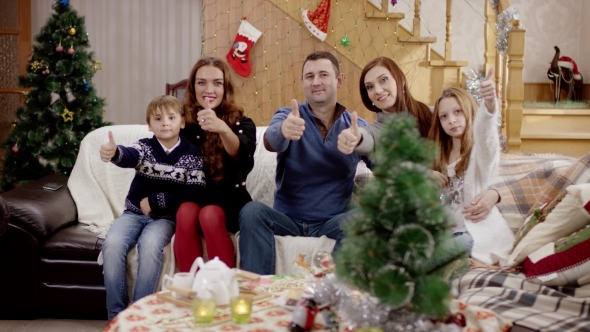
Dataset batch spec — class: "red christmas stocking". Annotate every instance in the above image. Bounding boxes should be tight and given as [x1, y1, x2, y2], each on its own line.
[226, 18, 262, 77]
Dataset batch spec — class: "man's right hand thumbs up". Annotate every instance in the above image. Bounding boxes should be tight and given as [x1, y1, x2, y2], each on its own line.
[281, 99, 306, 140]
[100, 131, 117, 162]
[337, 111, 361, 155]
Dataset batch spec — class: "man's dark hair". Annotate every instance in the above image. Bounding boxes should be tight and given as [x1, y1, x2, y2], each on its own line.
[302, 51, 340, 77]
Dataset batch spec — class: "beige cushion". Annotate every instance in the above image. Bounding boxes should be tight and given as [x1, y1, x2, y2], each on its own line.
[506, 183, 590, 267]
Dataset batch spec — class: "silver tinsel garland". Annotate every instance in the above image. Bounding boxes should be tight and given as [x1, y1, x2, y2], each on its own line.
[306, 274, 461, 332]
[465, 68, 506, 152]
[496, 6, 520, 55]
[465, 67, 484, 106]
[489, 0, 498, 15]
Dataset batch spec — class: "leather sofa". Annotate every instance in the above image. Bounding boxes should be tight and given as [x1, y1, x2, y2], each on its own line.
[0, 174, 106, 319]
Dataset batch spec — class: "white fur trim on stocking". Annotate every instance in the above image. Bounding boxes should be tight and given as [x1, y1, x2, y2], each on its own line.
[238, 20, 262, 43]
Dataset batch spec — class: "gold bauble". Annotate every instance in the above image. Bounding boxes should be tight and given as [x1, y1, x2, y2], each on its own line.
[68, 27, 76, 36]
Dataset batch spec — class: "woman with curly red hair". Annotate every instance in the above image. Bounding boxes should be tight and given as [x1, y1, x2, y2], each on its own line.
[174, 57, 256, 270]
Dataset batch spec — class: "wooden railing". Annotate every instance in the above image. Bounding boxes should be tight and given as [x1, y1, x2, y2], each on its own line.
[483, 0, 526, 153]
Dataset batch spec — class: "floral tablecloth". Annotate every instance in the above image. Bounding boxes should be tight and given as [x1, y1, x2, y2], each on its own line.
[103, 275, 511, 332]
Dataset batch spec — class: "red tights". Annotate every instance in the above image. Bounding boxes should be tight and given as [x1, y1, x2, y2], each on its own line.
[174, 202, 236, 272]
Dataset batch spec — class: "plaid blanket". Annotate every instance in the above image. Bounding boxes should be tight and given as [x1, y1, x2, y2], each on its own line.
[456, 152, 590, 331]
[493, 152, 590, 233]
[455, 269, 590, 331]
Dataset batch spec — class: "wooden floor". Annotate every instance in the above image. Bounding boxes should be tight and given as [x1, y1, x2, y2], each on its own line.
[0, 318, 107, 332]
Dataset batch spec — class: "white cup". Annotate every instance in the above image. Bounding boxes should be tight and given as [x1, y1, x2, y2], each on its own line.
[164, 272, 194, 298]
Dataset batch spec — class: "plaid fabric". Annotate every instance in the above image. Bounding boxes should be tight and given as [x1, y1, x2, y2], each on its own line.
[455, 269, 590, 331]
[493, 152, 590, 233]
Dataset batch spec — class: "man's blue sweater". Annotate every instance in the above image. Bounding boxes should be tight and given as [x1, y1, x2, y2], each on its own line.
[265, 102, 367, 223]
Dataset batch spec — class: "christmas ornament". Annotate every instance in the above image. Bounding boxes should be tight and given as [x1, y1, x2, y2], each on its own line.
[43, 68, 51, 75]
[68, 45, 75, 55]
[61, 108, 74, 122]
[11, 121, 17, 128]
[12, 139, 20, 153]
[391, 0, 397, 5]
[56, 39, 63, 52]
[60, 0, 69, 6]
[83, 79, 89, 91]
[340, 36, 350, 46]
[30, 60, 44, 71]
[68, 27, 76, 36]
[226, 18, 262, 77]
[312, 251, 335, 275]
[27, 55, 33, 62]
[92, 60, 103, 73]
[302, 0, 331, 41]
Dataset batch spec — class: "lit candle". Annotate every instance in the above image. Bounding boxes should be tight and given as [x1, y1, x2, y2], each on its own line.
[192, 297, 216, 324]
[230, 295, 253, 324]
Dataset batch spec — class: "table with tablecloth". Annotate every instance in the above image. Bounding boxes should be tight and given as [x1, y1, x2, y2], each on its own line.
[103, 274, 511, 332]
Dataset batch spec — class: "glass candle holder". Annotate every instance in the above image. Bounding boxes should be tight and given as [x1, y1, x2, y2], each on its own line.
[230, 295, 253, 324]
[192, 297, 216, 324]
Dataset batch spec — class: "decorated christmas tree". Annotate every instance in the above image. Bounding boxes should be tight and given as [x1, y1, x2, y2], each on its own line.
[335, 113, 468, 319]
[0, 0, 108, 192]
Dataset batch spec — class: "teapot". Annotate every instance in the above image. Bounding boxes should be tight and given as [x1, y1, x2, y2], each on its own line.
[190, 256, 239, 306]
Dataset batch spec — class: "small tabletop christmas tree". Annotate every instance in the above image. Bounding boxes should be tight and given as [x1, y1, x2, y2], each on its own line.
[1, 0, 108, 192]
[335, 113, 468, 319]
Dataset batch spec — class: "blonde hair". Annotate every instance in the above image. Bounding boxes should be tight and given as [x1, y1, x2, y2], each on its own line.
[428, 87, 477, 178]
[145, 95, 185, 124]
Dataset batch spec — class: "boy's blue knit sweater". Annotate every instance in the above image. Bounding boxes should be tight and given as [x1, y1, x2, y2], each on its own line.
[111, 135, 206, 220]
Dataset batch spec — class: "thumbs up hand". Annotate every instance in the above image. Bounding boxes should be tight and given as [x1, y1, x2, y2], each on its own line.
[337, 111, 362, 155]
[480, 67, 497, 114]
[281, 99, 306, 140]
[197, 97, 227, 133]
[100, 131, 117, 162]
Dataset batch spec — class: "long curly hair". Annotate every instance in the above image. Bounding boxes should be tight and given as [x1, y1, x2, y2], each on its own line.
[359, 57, 432, 138]
[428, 87, 476, 178]
[184, 57, 244, 183]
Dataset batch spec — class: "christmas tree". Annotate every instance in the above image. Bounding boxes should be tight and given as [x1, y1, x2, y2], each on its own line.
[335, 113, 468, 319]
[0, 0, 108, 192]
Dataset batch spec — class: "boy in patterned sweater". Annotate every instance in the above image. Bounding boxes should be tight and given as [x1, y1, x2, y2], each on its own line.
[100, 95, 206, 320]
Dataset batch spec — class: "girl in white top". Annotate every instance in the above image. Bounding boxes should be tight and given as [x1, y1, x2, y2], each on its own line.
[428, 68, 514, 266]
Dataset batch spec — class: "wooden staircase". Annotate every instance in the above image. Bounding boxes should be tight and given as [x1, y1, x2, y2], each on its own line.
[520, 107, 590, 158]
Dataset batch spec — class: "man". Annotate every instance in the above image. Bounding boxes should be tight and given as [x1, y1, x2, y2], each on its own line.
[238, 51, 367, 274]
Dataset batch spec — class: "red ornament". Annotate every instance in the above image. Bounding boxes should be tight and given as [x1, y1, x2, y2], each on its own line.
[11, 146, 19, 153]
[56, 45, 63, 52]
[68, 47, 75, 55]
[27, 56, 33, 62]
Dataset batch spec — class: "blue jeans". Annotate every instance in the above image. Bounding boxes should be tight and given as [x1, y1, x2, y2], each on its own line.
[102, 211, 175, 320]
[238, 201, 353, 274]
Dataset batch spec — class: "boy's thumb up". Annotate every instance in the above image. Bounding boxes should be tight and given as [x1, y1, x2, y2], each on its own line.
[290, 99, 300, 118]
[108, 131, 116, 146]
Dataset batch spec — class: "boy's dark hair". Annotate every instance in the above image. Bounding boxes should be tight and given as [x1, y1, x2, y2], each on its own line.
[302, 51, 340, 77]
